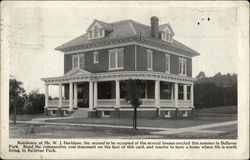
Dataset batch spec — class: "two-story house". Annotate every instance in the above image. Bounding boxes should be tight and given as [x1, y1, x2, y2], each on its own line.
[41, 16, 200, 118]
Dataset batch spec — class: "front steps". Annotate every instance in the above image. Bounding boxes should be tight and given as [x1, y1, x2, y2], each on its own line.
[70, 108, 89, 118]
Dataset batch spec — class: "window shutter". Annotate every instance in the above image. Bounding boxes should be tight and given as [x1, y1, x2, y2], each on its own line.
[117, 49, 124, 68]
[183, 59, 186, 75]
[79, 56, 85, 68]
[147, 51, 152, 69]
[179, 59, 182, 74]
[166, 55, 170, 72]
[109, 50, 116, 68]
[73, 56, 78, 68]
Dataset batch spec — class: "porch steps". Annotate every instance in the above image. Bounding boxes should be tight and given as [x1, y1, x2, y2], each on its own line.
[70, 108, 89, 118]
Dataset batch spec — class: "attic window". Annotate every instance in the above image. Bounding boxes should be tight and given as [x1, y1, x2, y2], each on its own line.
[88, 23, 105, 39]
[161, 28, 173, 43]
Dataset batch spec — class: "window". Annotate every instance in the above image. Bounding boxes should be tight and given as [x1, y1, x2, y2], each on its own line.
[182, 111, 188, 117]
[72, 54, 85, 69]
[187, 86, 191, 100]
[93, 51, 99, 63]
[50, 110, 57, 116]
[73, 56, 78, 68]
[88, 23, 105, 39]
[109, 48, 124, 70]
[165, 54, 170, 73]
[161, 28, 172, 42]
[178, 85, 184, 100]
[102, 111, 110, 118]
[79, 55, 85, 68]
[165, 111, 171, 118]
[147, 50, 153, 70]
[94, 26, 98, 37]
[179, 58, 187, 76]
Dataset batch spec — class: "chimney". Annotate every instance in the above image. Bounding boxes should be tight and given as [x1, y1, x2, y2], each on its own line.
[151, 16, 159, 39]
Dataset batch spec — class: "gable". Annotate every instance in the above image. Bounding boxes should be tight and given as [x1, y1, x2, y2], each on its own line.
[159, 24, 175, 36]
[87, 21, 103, 32]
[64, 67, 91, 77]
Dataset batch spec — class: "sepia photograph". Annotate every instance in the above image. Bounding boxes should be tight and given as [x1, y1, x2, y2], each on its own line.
[1, 1, 249, 159]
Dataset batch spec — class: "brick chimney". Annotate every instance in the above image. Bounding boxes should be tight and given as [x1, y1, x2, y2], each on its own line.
[151, 16, 159, 39]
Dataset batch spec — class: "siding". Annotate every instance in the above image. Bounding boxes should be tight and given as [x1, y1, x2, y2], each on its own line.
[136, 46, 192, 77]
[64, 45, 135, 74]
[64, 44, 192, 77]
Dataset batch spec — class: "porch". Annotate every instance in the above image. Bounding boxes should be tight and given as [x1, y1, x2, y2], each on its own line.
[45, 80, 193, 110]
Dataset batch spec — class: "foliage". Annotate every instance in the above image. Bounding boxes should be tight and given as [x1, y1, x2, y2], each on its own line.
[124, 79, 144, 107]
[9, 78, 45, 115]
[194, 72, 237, 108]
[9, 79, 26, 115]
[124, 79, 144, 129]
[24, 89, 45, 114]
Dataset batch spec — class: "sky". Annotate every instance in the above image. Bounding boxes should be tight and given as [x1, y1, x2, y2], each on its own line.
[4, 1, 237, 96]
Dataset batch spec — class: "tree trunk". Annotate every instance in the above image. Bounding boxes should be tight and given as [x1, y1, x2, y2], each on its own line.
[13, 99, 16, 125]
[134, 105, 137, 130]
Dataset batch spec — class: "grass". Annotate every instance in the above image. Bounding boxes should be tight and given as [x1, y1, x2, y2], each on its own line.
[9, 114, 51, 121]
[9, 105, 238, 139]
[195, 105, 237, 115]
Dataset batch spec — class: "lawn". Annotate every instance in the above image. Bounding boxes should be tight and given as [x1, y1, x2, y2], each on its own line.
[9, 105, 237, 139]
[45, 105, 237, 129]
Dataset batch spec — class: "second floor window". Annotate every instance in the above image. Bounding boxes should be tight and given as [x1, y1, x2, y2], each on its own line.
[165, 54, 170, 73]
[109, 48, 124, 70]
[93, 51, 99, 64]
[179, 58, 187, 76]
[72, 54, 85, 69]
[147, 50, 153, 70]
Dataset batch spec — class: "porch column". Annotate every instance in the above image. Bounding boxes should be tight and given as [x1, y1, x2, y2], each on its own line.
[93, 81, 98, 108]
[59, 83, 62, 108]
[115, 80, 120, 108]
[89, 80, 93, 111]
[69, 82, 73, 111]
[191, 84, 194, 107]
[45, 84, 49, 107]
[74, 83, 78, 107]
[171, 83, 174, 100]
[184, 84, 187, 101]
[155, 80, 160, 108]
[174, 82, 178, 108]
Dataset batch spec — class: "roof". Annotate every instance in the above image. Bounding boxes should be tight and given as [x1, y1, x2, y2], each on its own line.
[55, 19, 200, 57]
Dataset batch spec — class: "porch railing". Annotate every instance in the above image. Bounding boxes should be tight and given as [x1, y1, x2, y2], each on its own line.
[48, 100, 59, 106]
[119, 99, 156, 107]
[97, 99, 116, 107]
[160, 100, 175, 107]
[48, 100, 69, 107]
[178, 100, 191, 107]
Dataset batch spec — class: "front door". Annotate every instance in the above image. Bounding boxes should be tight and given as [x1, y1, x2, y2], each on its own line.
[77, 83, 89, 108]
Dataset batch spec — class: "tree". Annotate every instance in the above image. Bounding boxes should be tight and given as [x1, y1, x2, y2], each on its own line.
[124, 79, 144, 130]
[196, 71, 206, 79]
[9, 78, 25, 124]
[24, 89, 45, 114]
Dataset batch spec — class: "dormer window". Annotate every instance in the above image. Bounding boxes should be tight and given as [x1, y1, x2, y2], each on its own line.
[88, 23, 105, 39]
[161, 28, 172, 42]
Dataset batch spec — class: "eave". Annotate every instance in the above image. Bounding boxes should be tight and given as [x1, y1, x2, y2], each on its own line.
[57, 35, 200, 58]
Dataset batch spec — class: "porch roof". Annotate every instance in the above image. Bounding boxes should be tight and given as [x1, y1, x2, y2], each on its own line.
[41, 71, 196, 85]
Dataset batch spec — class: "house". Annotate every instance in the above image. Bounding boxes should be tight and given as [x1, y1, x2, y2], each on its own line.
[41, 16, 200, 118]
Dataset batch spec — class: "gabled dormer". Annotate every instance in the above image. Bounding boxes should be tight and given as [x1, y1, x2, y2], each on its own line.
[86, 20, 113, 40]
[159, 24, 175, 43]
